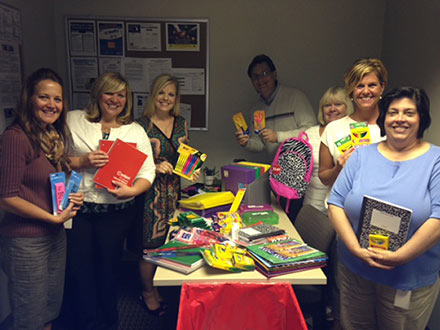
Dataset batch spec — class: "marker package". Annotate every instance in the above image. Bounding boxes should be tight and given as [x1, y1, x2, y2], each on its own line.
[59, 170, 82, 211]
[232, 112, 249, 135]
[49, 172, 66, 215]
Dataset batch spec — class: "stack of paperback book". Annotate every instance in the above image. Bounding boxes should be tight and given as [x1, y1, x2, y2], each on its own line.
[247, 239, 327, 278]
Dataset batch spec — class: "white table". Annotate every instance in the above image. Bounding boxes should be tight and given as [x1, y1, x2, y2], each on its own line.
[154, 201, 327, 286]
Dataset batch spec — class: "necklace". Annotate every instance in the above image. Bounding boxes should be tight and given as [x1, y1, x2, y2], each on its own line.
[152, 116, 174, 137]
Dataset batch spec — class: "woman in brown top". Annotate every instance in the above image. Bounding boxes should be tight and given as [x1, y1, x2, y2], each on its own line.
[0, 68, 83, 330]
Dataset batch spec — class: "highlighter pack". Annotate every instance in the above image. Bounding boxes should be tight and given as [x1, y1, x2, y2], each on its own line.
[253, 110, 266, 133]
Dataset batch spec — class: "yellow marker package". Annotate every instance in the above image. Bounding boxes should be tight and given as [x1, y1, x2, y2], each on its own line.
[233, 253, 255, 271]
[253, 110, 266, 133]
[229, 184, 247, 212]
[350, 122, 371, 147]
[233, 112, 249, 135]
[369, 234, 389, 250]
[335, 134, 353, 154]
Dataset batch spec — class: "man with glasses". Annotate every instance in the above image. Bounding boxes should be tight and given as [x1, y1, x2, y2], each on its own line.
[235, 54, 316, 221]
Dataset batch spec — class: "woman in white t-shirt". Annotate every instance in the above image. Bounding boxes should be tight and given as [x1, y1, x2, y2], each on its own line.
[319, 58, 388, 187]
[303, 86, 353, 214]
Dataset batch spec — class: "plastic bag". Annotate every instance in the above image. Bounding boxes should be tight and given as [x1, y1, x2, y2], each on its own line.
[177, 282, 307, 330]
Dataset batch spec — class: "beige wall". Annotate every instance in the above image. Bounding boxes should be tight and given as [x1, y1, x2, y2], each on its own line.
[5, 0, 387, 168]
[382, 0, 440, 145]
[50, 0, 386, 168]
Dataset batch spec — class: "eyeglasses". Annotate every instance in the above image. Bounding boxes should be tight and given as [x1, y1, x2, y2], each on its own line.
[251, 71, 271, 81]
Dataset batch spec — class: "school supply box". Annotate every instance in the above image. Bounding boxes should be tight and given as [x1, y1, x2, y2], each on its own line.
[221, 161, 271, 205]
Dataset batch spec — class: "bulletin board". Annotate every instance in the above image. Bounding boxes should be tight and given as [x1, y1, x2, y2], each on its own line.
[65, 16, 209, 130]
[0, 2, 23, 134]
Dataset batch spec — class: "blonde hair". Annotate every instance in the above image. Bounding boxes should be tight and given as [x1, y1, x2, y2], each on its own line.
[317, 86, 354, 125]
[143, 74, 181, 119]
[85, 72, 133, 124]
[344, 58, 388, 98]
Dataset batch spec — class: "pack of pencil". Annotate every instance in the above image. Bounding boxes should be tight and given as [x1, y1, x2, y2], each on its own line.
[232, 112, 249, 135]
[173, 143, 207, 180]
[253, 110, 266, 133]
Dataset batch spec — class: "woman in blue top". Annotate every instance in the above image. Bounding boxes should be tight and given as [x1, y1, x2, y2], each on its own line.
[328, 87, 440, 330]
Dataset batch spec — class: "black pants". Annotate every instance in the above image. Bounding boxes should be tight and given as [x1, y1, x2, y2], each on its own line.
[63, 205, 136, 330]
[278, 197, 304, 225]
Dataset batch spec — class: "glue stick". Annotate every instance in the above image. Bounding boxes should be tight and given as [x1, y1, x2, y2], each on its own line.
[231, 220, 239, 242]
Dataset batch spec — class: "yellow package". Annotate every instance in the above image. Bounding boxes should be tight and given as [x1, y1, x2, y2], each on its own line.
[233, 112, 249, 135]
[335, 135, 353, 154]
[233, 253, 255, 271]
[253, 110, 266, 133]
[201, 249, 241, 272]
[369, 234, 389, 250]
[350, 122, 371, 147]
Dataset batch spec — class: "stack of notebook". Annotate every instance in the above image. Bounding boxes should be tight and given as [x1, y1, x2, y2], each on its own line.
[143, 240, 206, 274]
[246, 239, 327, 278]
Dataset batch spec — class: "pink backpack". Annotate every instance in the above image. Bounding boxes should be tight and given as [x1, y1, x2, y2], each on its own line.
[269, 132, 313, 213]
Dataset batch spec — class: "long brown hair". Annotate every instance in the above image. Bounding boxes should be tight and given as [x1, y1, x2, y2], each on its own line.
[15, 68, 71, 172]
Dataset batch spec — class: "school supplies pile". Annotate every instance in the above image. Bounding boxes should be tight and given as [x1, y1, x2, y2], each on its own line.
[143, 240, 206, 274]
[93, 139, 147, 190]
[247, 239, 327, 278]
[335, 121, 372, 154]
[173, 143, 207, 180]
[201, 243, 255, 272]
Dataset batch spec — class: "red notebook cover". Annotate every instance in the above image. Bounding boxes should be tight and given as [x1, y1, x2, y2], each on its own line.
[99, 139, 136, 153]
[93, 139, 147, 190]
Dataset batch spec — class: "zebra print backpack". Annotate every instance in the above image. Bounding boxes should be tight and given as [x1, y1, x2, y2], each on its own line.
[269, 132, 313, 213]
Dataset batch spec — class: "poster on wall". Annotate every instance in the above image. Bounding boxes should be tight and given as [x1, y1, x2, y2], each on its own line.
[70, 57, 98, 92]
[126, 22, 161, 51]
[68, 20, 96, 56]
[166, 23, 199, 51]
[72, 92, 90, 110]
[98, 21, 124, 57]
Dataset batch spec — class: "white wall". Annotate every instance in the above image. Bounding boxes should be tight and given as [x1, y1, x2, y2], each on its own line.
[382, 0, 440, 146]
[51, 0, 386, 168]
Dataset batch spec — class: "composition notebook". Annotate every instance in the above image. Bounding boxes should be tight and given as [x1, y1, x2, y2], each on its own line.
[358, 195, 412, 251]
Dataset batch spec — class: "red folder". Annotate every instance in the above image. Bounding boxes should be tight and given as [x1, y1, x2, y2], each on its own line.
[93, 139, 147, 190]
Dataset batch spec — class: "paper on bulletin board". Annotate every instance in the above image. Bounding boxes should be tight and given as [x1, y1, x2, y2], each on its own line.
[124, 58, 171, 92]
[172, 68, 205, 95]
[0, 41, 21, 133]
[0, 3, 22, 43]
[180, 103, 192, 128]
[126, 22, 161, 51]
[133, 92, 148, 120]
[97, 21, 124, 57]
[70, 57, 98, 92]
[99, 57, 122, 74]
[166, 23, 199, 51]
[123, 58, 148, 92]
[68, 20, 96, 56]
